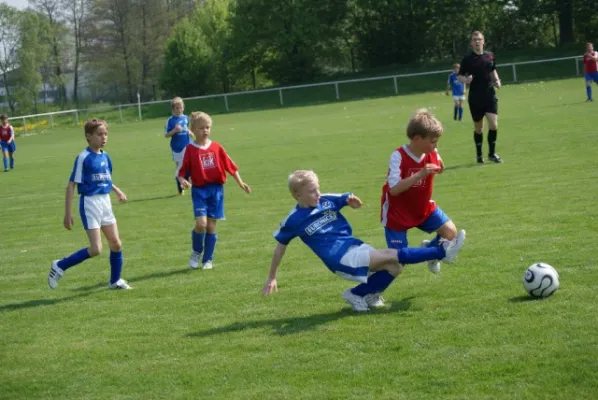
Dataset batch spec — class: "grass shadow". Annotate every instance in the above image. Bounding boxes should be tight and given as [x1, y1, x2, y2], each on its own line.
[186, 296, 414, 337]
[443, 163, 484, 172]
[0, 290, 100, 312]
[125, 194, 178, 203]
[508, 295, 542, 302]
[73, 268, 192, 292]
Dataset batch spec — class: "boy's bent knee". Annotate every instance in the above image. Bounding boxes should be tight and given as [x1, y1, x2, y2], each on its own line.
[88, 246, 102, 257]
[108, 239, 122, 252]
[386, 263, 404, 277]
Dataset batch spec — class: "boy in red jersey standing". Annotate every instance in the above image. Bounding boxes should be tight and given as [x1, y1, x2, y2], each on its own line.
[381, 108, 465, 275]
[0, 115, 16, 172]
[583, 42, 598, 102]
[177, 111, 251, 270]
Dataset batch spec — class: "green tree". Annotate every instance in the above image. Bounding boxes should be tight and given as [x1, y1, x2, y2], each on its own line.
[0, 4, 21, 114]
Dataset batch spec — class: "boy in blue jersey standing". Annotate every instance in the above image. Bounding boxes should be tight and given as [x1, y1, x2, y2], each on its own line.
[262, 170, 466, 312]
[165, 97, 194, 194]
[48, 119, 131, 290]
[446, 64, 466, 121]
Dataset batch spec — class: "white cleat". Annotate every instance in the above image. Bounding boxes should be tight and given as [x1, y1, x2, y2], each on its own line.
[441, 230, 466, 264]
[342, 288, 369, 312]
[201, 260, 213, 270]
[48, 260, 64, 289]
[421, 239, 441, 274]
[108, 278, 132, 290]
[189, 251, 201, 269]
[364, 293, 386, 308]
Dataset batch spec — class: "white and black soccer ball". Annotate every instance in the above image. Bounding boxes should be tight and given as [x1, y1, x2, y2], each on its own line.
[523, 263, 560, 298]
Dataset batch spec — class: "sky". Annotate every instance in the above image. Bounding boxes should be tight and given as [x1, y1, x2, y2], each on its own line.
[1, 0, 28, 10]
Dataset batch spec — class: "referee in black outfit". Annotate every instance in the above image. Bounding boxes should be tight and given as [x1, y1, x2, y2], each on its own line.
[459, 31, 502, 164]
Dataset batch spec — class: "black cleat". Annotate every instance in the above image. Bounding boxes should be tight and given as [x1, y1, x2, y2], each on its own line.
[477, 156, 485, 164]
[488, 153, 503, 163]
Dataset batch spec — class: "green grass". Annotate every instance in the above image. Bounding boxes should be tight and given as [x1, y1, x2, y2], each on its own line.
[1, 78, 598, 399]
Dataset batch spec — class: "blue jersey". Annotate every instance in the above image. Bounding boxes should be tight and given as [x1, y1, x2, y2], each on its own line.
[273, 193, 363, 267]
[448, 72, 465, 96]
[165, 114, 192, 153]
[69, 148, 113, 196]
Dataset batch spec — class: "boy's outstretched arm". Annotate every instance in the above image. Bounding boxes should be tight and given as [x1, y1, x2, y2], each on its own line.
[232, 171, 251, 194]
[262, 243, 287, 296]
[64, 181, 76, 230]
[112, 184, 127, 202]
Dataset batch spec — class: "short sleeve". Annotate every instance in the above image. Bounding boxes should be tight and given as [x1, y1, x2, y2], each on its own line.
[69, 155, 84, 184]
[459, 57, 469, 75]
[273, 215, 297, 245]
[387, 150, 402, 187]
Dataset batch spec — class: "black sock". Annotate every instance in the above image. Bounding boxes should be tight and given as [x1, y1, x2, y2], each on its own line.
[474, 132, 483, 157]
[488, 129, 497, 155]
[453, 106, 458, 120]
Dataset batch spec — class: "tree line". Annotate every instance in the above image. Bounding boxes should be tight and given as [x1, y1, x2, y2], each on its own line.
[0, 0, 595, 116]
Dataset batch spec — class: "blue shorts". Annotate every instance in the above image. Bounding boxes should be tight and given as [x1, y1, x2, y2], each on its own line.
[585, 72, 598, 83]
[385, 207, 450, 249]
[0, 141, 15, 153]
[191, 183, 225, 219]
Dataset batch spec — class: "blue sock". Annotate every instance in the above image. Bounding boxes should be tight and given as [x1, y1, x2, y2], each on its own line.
[192, 230, 205, 253]
[427, 234, 441, 248]
[9, 157, 14, 168]
[587, 86, 592, 100]
[351, 271, 395, 296]
[398, 246, 445, 265]
[57, 248, 90, 271]
[458, 107, 463, 120]
[2, 158, 6, 170]
[453, 106, 458, 120]
[109, 251, 123, 284]
[203, 233, 217, 263]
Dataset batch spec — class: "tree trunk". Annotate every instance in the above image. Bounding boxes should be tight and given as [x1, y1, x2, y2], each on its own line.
[556, 0, 574, 45]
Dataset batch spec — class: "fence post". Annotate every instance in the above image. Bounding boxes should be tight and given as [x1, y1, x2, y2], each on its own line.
[224, 94, 229, 112]
[393, 77, 398, 94]
[49, 113, 54, 129]
[118, 105, 123, 123]
[335, 83, 340, 100]
[575, 58, 580, 76]
[22, 117, 26, 135]
[74, 110, 79, 127]
[512, 64, 517, 82]
[278, 89, 284, 106]
[137, 93, 142, 121]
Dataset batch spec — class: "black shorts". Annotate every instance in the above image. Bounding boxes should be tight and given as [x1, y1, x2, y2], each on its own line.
[468, 96, 498, 122]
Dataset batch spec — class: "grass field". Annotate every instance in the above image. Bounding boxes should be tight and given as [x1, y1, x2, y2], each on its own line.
[1, 78, 597, 400]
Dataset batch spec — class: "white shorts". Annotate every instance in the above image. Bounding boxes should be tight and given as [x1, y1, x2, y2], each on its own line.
[332, 243, 375, 283]
[79, 194, 116, 230]
[172, 150, 184, 164]
[453, 95, 466, 101]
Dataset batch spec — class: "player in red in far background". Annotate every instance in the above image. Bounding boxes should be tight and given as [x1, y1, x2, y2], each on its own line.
[583, 42, 598, 102]
[176, 111, 251, 270]
[0, 115, 16, 172]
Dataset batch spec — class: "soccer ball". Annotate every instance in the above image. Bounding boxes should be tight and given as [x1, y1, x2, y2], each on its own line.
[522, 263, 559, 298]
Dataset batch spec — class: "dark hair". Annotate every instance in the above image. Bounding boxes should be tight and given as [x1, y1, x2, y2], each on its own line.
[0, 115, 7, 120]
[84, 118, 107, 135]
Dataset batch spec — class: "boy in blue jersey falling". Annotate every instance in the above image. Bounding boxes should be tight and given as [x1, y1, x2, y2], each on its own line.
[262, 170, 466, 312]
[48, 119, 131, 290]
[446, 64, 466, 121]
[165, 97, 194, 195]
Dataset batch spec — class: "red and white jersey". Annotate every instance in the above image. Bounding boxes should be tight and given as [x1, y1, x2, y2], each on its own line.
[177, 140, 238, 187]
[0, 124, 13, 142]
[583, 51, 598, 73]
[381, 145, 441, 231]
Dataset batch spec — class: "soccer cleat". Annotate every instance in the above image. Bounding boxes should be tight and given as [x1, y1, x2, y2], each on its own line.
[364, 293, 386, 308]
[441, 230, 466, 264]
[342, 288, 370, 312]
[201, 260, 213, 270]
[108, 278, 132, 290]
[178, 190, 185, 195]
[48, 261, 64, 289]
[586, 98, 593, 102]
[421, 240, 441, 274]
[3, 169, 7, 172]
[189, 251, 201, 269]
[476, 156, 484, 164]
[488, 153, 503, 163]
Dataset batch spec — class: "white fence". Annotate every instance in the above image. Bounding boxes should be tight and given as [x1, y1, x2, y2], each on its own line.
[12, 55, 583, 134]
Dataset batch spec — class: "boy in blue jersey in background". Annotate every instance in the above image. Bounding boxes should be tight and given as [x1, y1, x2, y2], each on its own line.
[165, 97, 194, 194]
[262, 170, 466, 312]
[446, 64, 466, 121]
[48, 119, 131, 290]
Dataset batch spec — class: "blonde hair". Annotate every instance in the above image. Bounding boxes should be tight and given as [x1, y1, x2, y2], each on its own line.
[406, 108, 443, 139]
[288, 170, 319, 195]
[84, 118, 107, 136]
[171, 96, 184, 110]
[453, 63, 460, 69]
[189, 111, 212, 131]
